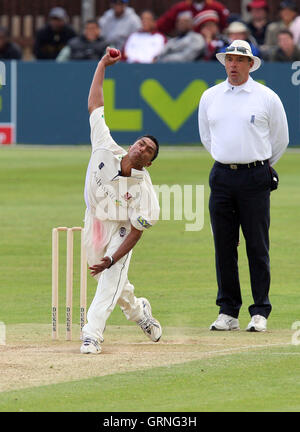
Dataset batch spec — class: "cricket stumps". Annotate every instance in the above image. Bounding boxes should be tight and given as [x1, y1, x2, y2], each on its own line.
[52, 227, 87, 341]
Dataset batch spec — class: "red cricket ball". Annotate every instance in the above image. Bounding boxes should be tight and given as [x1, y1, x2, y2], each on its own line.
[109, 48, 120, 58]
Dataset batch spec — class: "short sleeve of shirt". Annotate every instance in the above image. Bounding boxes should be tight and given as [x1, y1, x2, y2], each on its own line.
[89, 107, 126, 155]
[130, 207, 159, 231]
[129, 176, 160, 231]
[89, 107, 112, 150]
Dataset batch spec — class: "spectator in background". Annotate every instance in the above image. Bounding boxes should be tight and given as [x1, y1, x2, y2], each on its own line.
[264, 1, 300, 49]
[267, 29, 300, 61]
[123, 10, 166, 63]
[0, 27, 22, 59]
[193, 10, 229, 60]
[223, 21, 261, 57]
[99, 0, 141, 51]
[34, 7, 76, 59]
[57, 20, 108, 61]
[156, 11, 205, 62]
[156, 0, 229, 36]
[246, 0, 270, 46]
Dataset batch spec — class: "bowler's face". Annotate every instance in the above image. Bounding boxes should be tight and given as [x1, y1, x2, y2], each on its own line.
[128, 137, 156, 168]
[225, 54, 253, 86]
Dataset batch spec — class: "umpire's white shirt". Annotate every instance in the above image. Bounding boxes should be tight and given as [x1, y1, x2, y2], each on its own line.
[198, 76, 289, 166]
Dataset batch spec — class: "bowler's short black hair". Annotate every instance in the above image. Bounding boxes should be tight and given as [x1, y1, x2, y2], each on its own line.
[143, 134, 159, 162]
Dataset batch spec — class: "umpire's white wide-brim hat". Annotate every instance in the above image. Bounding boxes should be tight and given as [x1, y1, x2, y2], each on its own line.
[216, 40, 261, 72]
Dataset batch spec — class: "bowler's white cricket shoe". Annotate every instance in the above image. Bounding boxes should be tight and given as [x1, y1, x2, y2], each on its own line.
[137, 298, 162, 342]
[210, 313, 240, 331]
[246, 315, 267, 332]
[80, 337, 102, 354]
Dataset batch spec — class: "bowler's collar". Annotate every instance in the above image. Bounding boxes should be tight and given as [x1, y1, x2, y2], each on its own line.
[130, 168, 145, 179]
[112, 154, 145, 181]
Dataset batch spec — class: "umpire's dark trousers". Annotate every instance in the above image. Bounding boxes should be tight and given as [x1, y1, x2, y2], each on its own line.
[209, 160, 272, 319]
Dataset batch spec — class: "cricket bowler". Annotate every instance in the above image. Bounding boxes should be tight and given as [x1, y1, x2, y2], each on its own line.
[80, 47, 162, 354]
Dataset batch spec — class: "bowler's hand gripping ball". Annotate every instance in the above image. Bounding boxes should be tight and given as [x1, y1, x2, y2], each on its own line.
[109, 48, 121, 58]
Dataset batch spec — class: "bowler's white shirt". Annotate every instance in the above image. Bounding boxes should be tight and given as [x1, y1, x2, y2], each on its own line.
[84, 107, 160, 232]
[198, 77, 289, 166]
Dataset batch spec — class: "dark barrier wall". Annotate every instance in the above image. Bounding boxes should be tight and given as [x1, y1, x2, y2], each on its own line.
[0, 61, 300, 146]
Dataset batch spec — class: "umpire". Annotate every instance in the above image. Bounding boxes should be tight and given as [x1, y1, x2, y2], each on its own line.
[198, 40, 289, 332]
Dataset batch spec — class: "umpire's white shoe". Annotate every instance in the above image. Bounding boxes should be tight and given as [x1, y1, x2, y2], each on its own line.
[246, 315, 267, 332]
[80, 337, 102, 354]
[137, 298, 162, 342]
[210, 313, 240, 331]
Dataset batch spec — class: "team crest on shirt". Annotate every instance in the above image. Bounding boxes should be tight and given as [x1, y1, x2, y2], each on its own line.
[98, 162, 104, 170]
[123, 192, 132, 201]
[119, 227, 126, 237]
[137, 216, 151, 229]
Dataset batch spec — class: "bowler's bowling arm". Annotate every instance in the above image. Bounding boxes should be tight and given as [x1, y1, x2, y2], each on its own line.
[111, 225, 143, 264]
[89, 225, 143, 276]
[88, 48, 121, 115]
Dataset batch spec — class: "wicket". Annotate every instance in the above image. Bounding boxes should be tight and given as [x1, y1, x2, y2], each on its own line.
[52, 227, 87, 341]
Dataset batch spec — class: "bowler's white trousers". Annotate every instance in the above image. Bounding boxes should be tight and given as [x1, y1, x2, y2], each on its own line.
[82, 210, 144, 342]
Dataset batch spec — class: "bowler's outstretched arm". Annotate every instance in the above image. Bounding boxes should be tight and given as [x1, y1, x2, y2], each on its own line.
[88, 47, 121, 114]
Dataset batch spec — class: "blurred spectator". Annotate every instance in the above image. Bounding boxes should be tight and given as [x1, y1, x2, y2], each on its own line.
[123, 10, 166, 63]
[34, 7, 76, 59]
[156, 11, 205, 62]
[193, 10, 229, 60]
[267, 29, 300, 61]
[0, 27, 22, 59]
[156, 0, 229, 36]
[99, 0, 141, 51]
[223, 21, 261, 57]
[240, 0, 252, 22]
[227, 13, 243, 24]
[57, 20, 108, 61]
[264, 1, 300, 48]
[246, 0, 270, 46]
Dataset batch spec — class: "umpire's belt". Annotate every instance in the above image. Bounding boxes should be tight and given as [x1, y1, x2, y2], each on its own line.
[215, 160, 269, 170]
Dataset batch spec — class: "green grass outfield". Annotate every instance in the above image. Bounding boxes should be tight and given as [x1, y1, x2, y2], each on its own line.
[0, 146, 299, 412]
